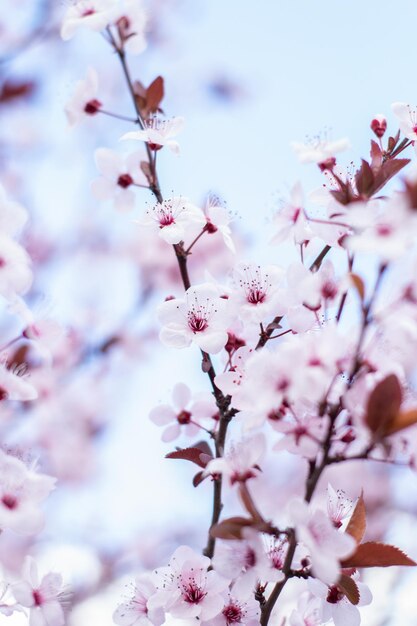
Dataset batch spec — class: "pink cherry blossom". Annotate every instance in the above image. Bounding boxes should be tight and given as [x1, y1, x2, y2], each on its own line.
[92, 148, 146, 212]
[326, 484, 353, 530]
[150, 545, 229, 621]
[308, 575, 372, 626]
[13, 557, 66, 626]
[291, 135, 350, 167]
[139, 197, 205, 244]
[0, 185, 28, 236]
[270, 182, 314, 245]
[288, 499, 356, 585]
[203, 195, 236, 253]
[213, 529, 283, 598]
[65, 67, 102, 127]
[229, 263, 284, 323]
[205, 434, 266, 485]
[0, 451, 56, 534]
[272, 413, 325, 459]
[0, 235, 32, 299]
[60, 0, 119, 40]
[121, 116, 185, 154]
[345, 196, 417, 261]
[113, 575, 164, 626]
[0, 358, 38, 402]
[115, 1, 148, 55]
[149, 382, 217, 442]
[289, 593, 322, 626]
[391, 101, 417, 149]
[157, 283, 232, 354]
[203, 592, 260, 626]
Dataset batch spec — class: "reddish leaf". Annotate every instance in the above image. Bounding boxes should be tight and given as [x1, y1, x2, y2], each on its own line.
[140, 161, 153, 185]
[349, 273, 365, 302]
[146, 76, 164, 112]
[210, 516, 254, 540]
[370, 140, 383, 171]
[338, 574, 360, 605]
[193, 470, 207, 488]
[166, 442, 213, 469]
[239, 484, 263, 523]
[0, 80, 35, 104]
[371, 158, 410, 195]
[345, 493, 366, 544]
[365, 374, 402, 436]
[387, 408, 417, 435]
[341, 542, 416, 568]
[355, 159, 374, 196]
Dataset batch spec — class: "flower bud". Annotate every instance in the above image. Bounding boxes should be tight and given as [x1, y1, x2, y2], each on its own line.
[370, 114, 387, 138]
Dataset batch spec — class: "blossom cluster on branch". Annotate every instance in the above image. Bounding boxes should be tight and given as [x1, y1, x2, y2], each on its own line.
[1, 1, 417, 626]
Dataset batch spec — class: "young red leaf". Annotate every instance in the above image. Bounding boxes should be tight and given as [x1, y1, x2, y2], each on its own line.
[345, 492, 366, 544]
[355, 159, 374, 197]
[337, 574, 360, 605]
[386, 408, 417, 435]
[341, 542, 416, 568]
[371, 158, 410, 195]
[365, 374, 402, 436]
[166, 443, 213, 469]
[210, 516, 254, 540]
[370, 140, 383, 171]
[349, 273, 365, 302]
[146, 76, 164, 112]
[193, 470, 208, 488]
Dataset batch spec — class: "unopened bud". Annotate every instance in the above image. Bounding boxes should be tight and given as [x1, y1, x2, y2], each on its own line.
[370, 114, 387, 138]
[318, 157, 336, 172]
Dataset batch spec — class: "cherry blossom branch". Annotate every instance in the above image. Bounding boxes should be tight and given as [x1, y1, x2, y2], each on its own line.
[105, 34, 235, 560]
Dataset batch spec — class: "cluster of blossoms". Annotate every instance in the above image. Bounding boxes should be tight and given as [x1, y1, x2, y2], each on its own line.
[1, 2, 416, 626]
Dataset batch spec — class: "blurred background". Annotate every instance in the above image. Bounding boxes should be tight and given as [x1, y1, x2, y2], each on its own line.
[1, 1, 417, 624]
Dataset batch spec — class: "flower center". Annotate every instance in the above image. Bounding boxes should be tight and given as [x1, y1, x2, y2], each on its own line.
[376, 224, 392, 236]
[326, 585, 344, 604]
[182, 580, 207, 604]
[117, 173, 133, 188]
[1, 494, 17, 510]
[32, 590, 43, 606]
[187, 312, 208, 333]
[247, 288, 266, 304]
[223, 603, 243, 624]
[177, 410, 191, 425]
[84, 99, 102, 115]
